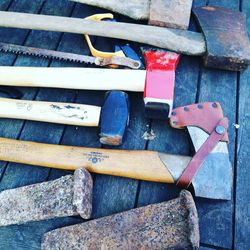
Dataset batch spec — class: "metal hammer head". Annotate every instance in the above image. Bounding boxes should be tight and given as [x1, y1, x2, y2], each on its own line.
[193, 6, 250, 71]
[170, 102, 232, 200]
[100, 90, 129, 146]
[143, 50, 180, 119]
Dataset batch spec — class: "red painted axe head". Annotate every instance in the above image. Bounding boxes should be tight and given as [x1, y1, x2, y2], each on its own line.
[143, 51, 180, 120]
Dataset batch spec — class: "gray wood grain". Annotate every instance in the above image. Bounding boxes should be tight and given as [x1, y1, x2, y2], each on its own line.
[234, 1, 250, 249]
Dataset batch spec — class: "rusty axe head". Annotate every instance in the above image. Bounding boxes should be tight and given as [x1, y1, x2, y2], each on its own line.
[42, 190, 199, 249]
[169, 102, 232, 200]
[193, 6, 250, 71]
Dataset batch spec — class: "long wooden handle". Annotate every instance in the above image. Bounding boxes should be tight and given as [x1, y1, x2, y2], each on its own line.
[0, 98, 101, 127]
[0, 11, 206, 55]
[0, 67, 146, 92]
[0, 137, 191, 183]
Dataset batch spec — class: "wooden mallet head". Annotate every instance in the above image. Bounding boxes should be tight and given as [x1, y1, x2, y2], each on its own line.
[100, 90, 129, 146]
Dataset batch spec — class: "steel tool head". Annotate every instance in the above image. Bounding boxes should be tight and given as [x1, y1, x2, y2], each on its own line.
[100, 90, 129, 146]
[170, 102, 232, 200]
[0, 168, 93, 226]
[193, 6, 250, 71]
[144, 50, 180, 119]
[42, 190, 199, 249]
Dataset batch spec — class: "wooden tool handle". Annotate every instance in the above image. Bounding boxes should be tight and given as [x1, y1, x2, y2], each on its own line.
[0, 137, 185, 183]
[0, 67, 145, 92]
[0, 11, 206, 55]
[0, 98, 101, 127]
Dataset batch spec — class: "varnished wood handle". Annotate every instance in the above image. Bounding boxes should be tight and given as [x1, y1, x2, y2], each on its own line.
[0, 67, 146, 92]
[0, 137, 180, 183]
[0, 11, 206, 55]
[0, 98, 101, 127]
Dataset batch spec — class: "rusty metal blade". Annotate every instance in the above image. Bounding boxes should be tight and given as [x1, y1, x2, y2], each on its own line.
[42, 190, 199, 250]
[0, 168, 92, 226]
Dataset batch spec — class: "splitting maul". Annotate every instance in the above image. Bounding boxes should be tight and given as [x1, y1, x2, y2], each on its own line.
[0, 51, 180, 119]
[0, 6, 249, 70]
[0, 102, 231, 200]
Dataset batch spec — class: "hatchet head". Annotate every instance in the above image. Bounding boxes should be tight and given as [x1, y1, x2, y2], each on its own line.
[170, 102, 232, 200]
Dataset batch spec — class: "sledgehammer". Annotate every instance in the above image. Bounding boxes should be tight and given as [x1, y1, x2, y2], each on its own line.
[0, 91, 129, 146]
[0, 6, 249, 70]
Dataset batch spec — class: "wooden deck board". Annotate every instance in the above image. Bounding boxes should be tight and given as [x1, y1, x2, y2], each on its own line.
[234, 1, 250, 249]
[0, 0, 249, 249]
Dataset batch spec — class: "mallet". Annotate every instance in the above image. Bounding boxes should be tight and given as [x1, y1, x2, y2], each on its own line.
[0, 91, 129, 146]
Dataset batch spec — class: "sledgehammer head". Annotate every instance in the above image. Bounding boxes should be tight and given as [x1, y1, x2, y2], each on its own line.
[100, 90, 129, 146]
[193, 6, 250, 71]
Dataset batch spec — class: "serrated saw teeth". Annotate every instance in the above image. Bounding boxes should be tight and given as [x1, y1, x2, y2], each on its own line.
[0, 42, 140, 69]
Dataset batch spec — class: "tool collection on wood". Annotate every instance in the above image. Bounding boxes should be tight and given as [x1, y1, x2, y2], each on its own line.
[0, 0, 249, 249]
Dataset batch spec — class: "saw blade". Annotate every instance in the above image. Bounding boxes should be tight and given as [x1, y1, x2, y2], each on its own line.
[0, 42, 141, 69]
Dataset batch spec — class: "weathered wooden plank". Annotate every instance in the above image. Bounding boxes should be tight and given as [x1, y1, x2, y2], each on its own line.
[137, 54, 199, 206]
[0, 0, 12, 10]
[0, 1, 77, 249]
[0, 0, 46, 180]
[51, 13, 147, 219]
[234, 1, 250, 249]
[0, 0, 75, 189]
[137, 0, 204, 207]
[194, 0, 239, 248]
[136, 0, 204, 208]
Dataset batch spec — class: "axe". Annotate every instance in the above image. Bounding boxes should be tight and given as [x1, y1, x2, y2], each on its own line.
[0, 102, 231, 200]
[0, 6, 249, 70]
[0, 91, 129, 146]
[0, 51, 180, 119]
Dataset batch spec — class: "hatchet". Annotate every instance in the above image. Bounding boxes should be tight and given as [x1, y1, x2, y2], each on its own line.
[0, 91, 129, 146]
[0, 51, 180, 119]
[0, 102, 231, 200]
[0, 6, 249, 70]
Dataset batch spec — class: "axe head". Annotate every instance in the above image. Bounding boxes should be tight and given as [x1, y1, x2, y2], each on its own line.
[143, 50, 180, 119]
[170, 102, 232, 200]
[193, 6, 250, 71]
[42, 190, 199, 249]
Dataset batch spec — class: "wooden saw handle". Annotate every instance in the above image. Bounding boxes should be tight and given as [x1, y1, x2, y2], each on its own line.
[0, 98, 101, 127]
[0, 137, 187, 183]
